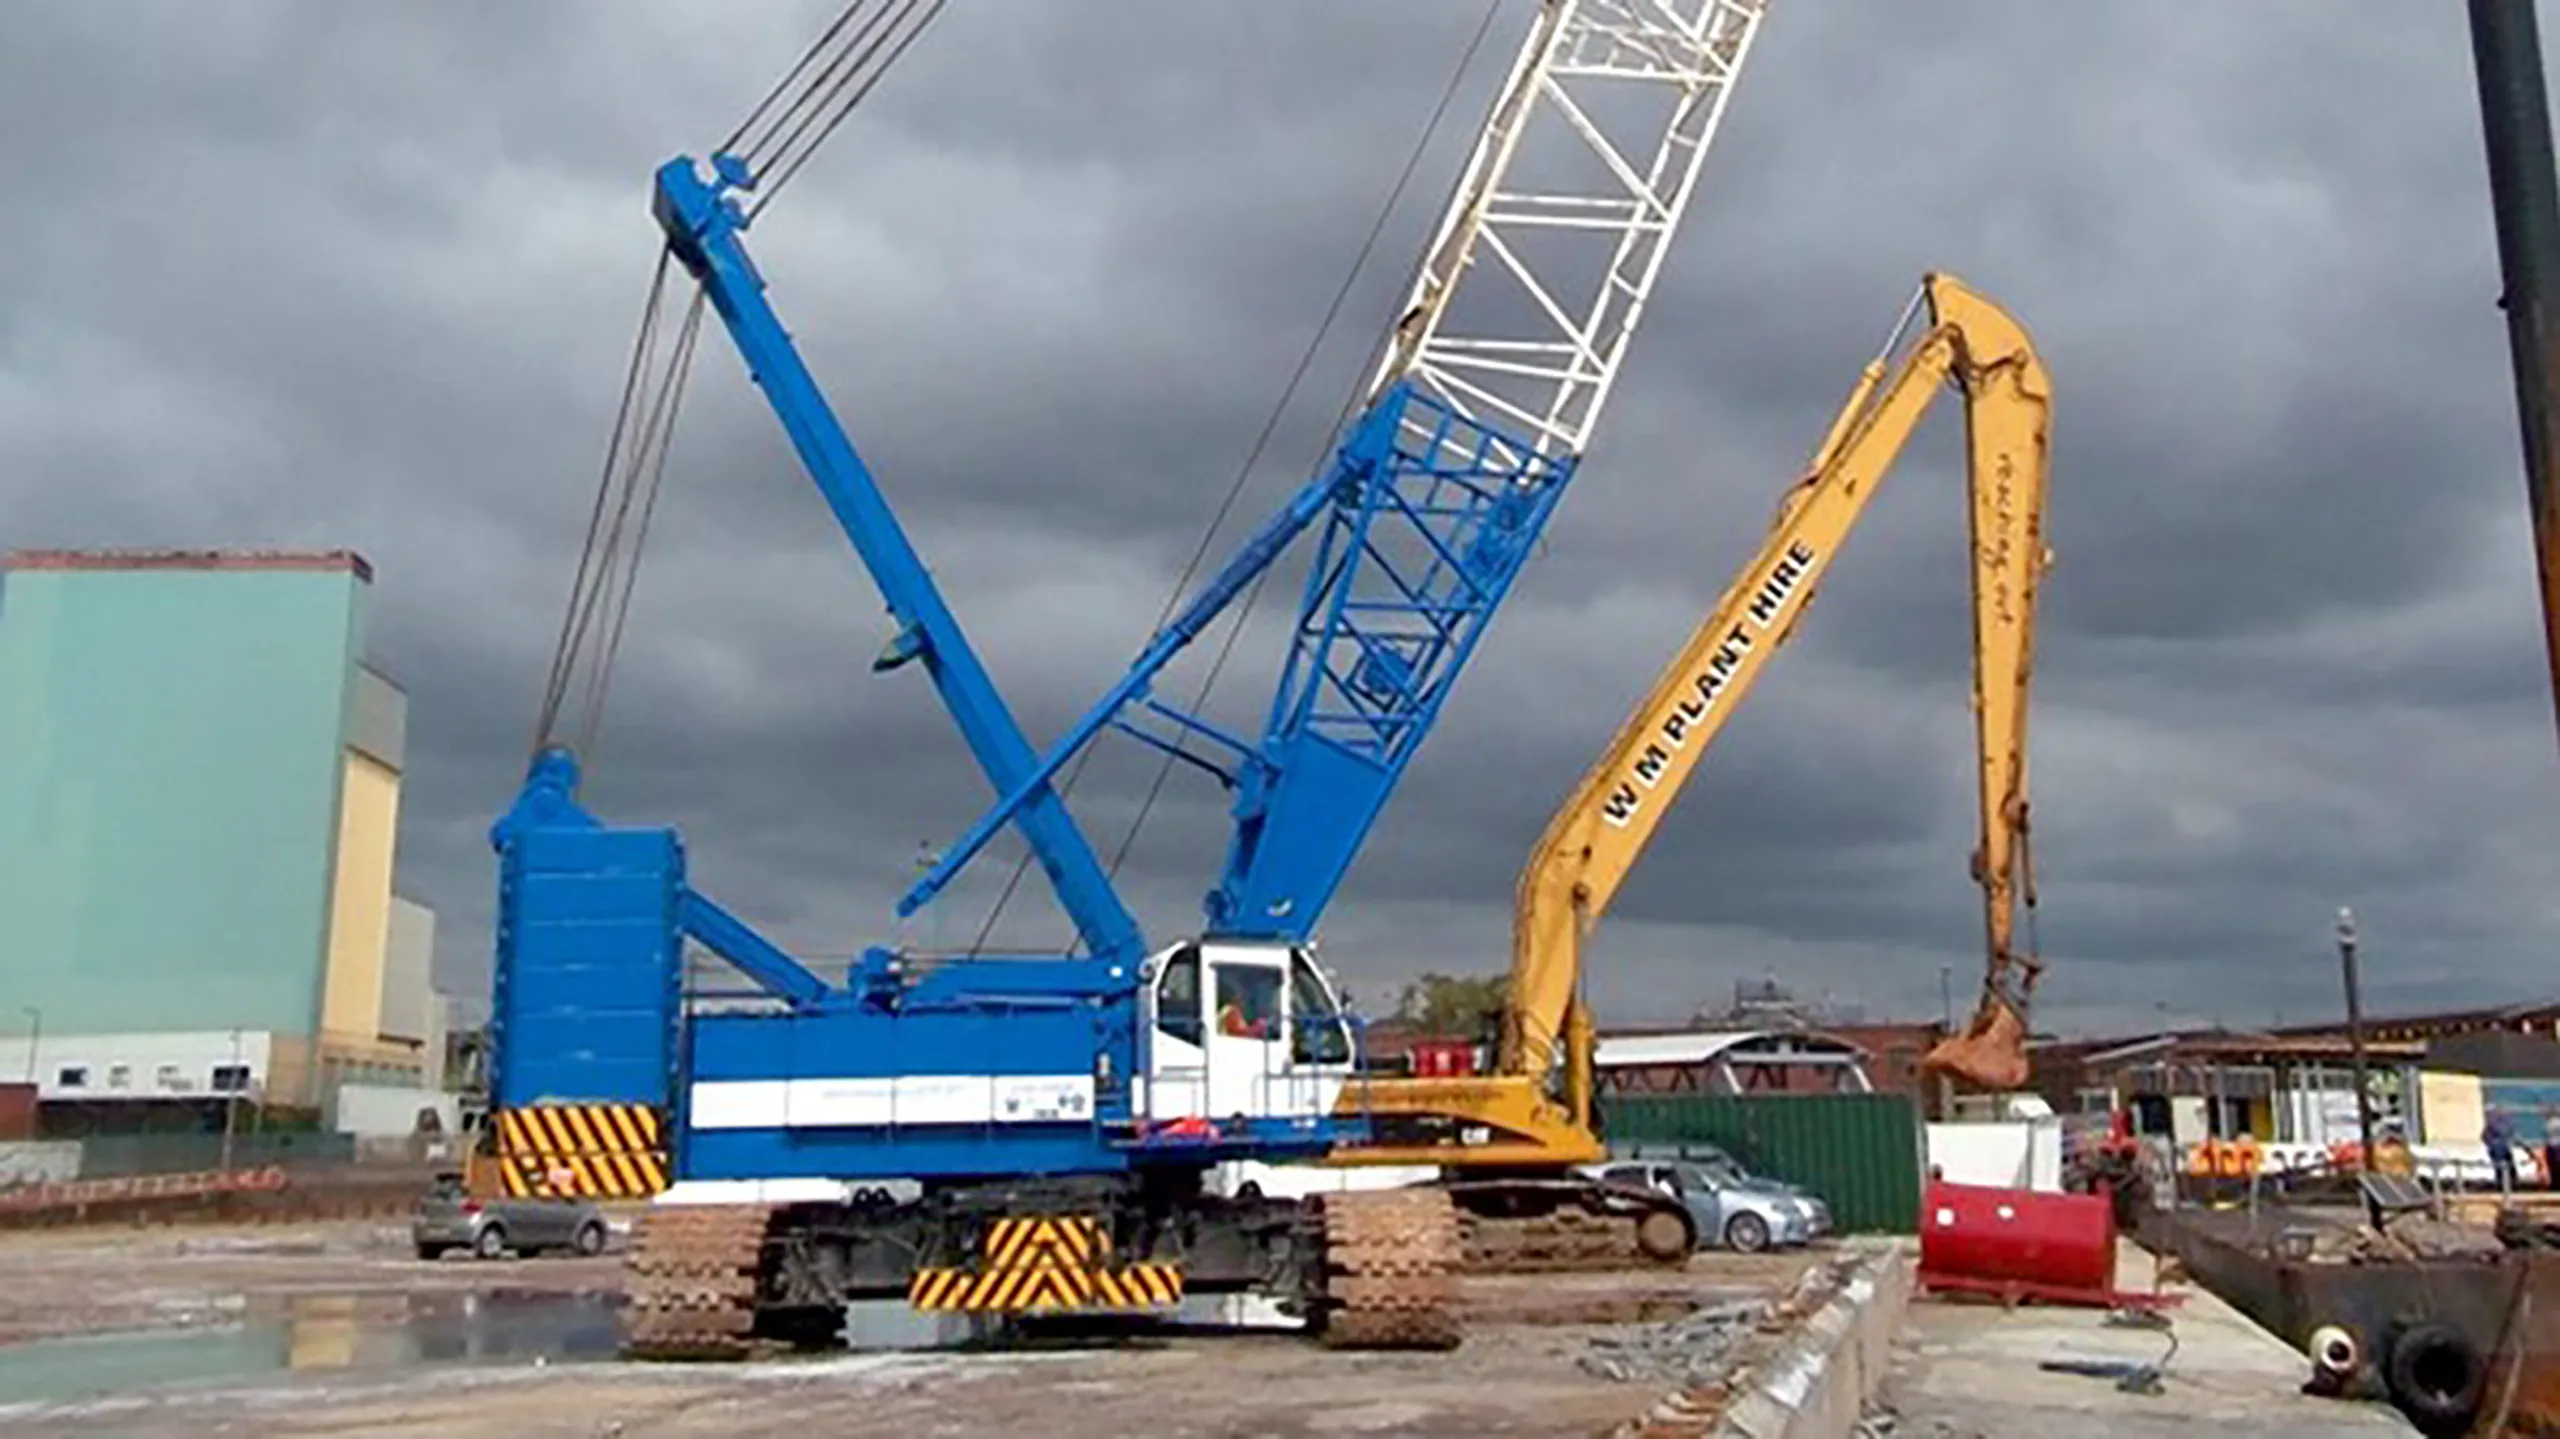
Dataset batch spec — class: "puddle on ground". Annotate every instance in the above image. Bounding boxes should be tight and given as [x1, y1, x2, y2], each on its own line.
[0, 1289, 1301, 1408]
[0, 1289, 621, 1408]
[841, 1291, 1296, 1352]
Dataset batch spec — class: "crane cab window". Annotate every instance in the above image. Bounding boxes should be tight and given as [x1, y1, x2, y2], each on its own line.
[1288, 953, 1352, 1066]
[1214, 961, 1282, 1040]
[1155, 947, 1204, 1047]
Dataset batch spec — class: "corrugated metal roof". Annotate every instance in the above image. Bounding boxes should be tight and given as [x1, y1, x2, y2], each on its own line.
[2080, 1030, 2428, 1066]
[1594, 1029, 1864, 1068]
[3, 548, 373, 582]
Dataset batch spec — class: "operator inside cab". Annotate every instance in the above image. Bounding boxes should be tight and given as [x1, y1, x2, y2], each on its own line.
[1216, 964, 1279, 1039]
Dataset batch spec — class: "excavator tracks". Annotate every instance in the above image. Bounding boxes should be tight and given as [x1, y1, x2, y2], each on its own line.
[1315, 1187, 1462, 1350]
[619, 1202, 778, 1361]
[1463, 1209, 1648, 1272]
[1450, 1183, 1693, 1275]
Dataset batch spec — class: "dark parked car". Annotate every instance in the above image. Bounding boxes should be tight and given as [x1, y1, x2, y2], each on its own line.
[412, 1172, 609, 1260]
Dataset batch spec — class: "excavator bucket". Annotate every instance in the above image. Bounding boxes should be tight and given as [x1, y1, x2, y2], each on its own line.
[1920, 992, 2031, 1092]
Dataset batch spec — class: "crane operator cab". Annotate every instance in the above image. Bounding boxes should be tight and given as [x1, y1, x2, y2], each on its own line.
[1142, 941, 1356, 1129]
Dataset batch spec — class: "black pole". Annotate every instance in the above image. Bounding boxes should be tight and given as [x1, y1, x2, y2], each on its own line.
[2467, 0, 2560, 748]
[2337, 907, 2380, 1226]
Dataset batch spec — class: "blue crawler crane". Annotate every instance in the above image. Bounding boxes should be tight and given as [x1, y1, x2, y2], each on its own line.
[483, 1, 1772, 1357]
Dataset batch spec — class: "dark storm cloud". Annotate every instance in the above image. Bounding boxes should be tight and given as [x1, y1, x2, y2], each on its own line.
[4, 0, 2555, 1040]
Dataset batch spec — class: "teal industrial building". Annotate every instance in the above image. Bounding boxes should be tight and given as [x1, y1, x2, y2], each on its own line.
[0, 549, 447, 1127]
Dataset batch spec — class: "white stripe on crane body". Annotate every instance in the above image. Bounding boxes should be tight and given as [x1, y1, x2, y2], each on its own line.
[687, 1074, 1094, 1130]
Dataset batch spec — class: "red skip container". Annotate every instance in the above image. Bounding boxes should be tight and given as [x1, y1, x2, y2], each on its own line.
[1919, 1180, 2115, 1295]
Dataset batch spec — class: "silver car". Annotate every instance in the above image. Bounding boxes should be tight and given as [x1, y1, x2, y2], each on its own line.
[412, 1172, 609, 1260]
[1585, 1150, 1829, 1253]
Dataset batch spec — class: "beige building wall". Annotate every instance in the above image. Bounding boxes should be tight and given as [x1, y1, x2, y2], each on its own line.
[319, 749, 399, 1041]
[2419, 1070, 2486, 1147]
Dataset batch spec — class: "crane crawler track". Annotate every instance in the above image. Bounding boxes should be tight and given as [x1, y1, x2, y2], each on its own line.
[1315, 1188, 1462, 1350]
[619, 1202, 779, 1361]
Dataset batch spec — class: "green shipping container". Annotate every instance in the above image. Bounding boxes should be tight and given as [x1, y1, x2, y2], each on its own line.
[1595, 1092, 1924, 1234]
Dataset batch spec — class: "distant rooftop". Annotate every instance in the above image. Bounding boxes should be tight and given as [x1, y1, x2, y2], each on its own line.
[3, 548, 374, 583]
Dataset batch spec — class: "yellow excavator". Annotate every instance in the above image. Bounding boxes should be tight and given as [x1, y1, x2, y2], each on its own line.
[1324, 271, 2055, 1269]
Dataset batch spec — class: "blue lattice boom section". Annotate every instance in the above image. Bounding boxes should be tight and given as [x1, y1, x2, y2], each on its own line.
[893, 381, 1577, 949]
[1202, 382, 1575, 938]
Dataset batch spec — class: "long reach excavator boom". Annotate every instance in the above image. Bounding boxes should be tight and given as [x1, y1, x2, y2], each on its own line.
[1327, 272, 2054, 1272]
[1520, 268, 2055, 1095]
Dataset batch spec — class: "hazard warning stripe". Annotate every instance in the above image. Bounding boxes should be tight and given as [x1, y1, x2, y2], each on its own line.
[906, 1214, 1174, 1314]
[490, 1103, 669, 1199]
[983, 1215, 1107, 1270]
[907, 1261, 1183, 1313]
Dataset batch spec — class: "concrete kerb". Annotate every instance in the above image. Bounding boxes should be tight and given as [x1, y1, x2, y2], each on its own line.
[1620, 1242, 1915, 1439]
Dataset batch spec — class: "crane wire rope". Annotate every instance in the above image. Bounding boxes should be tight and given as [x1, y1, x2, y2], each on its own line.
[533, 264, 709, 765]
[578, 289, 708, 756]
[750, 0, 948, 218]
[534, 247, 674, 754]
[533, 1, 937, 761]
[957, 0, 1508, 958]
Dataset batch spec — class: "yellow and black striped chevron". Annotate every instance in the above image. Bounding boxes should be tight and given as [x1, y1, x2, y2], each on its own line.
[492, 1103, 668, 1200]
[905, 1213, 1183, 1314]
[908, 1259, 1184, 1313]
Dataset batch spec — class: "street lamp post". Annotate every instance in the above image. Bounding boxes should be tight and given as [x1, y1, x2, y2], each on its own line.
[19, 1007, 37, 1086]
[2336, 907, 2381, 1226]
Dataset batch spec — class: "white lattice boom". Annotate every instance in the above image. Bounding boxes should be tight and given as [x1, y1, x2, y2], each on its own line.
[1368, 0, 1771, 467]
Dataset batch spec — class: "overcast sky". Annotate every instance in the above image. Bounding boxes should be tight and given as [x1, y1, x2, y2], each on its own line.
[5, 1, 2556, 1040]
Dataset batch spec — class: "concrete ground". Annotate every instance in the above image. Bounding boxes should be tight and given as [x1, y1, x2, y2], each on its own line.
[0, 1216, 1835, 1437]
[0, 1220, 624, 1345]
[1872, 1241, 2417, 1436]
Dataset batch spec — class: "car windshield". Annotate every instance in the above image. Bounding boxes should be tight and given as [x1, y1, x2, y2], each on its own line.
[1688, 1156, 1749, 1185]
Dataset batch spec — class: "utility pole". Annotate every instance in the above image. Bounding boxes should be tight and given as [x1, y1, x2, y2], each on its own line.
[19, 1007, 37, 1085]
[2466, 0, 2560, 751]
[219, 1029, 242, 1174]
[2336, 907, 2380, 1225]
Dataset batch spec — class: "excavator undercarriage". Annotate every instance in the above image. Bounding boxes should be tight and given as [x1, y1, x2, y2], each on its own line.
[1449, 1176, 1695, 1272]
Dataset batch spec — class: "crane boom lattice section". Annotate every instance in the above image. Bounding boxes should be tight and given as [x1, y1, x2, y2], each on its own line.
[1372, 0, 1770, 467]
[896, 0, 1776, 943]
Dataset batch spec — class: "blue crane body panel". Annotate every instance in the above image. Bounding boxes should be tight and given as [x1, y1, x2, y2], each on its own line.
[681, 1002, 1132, 1182]
[491, 819, 684, 1112]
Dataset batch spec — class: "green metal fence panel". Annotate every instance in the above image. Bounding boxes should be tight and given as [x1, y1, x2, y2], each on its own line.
[1596, 1092, 1924, 1234]
[76, 1130, 356, 1178]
